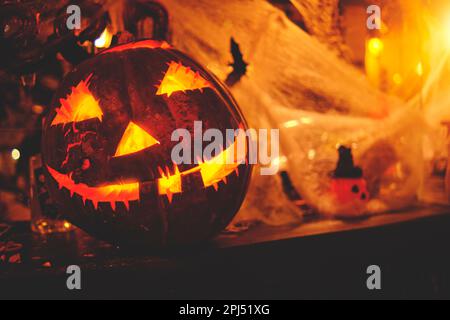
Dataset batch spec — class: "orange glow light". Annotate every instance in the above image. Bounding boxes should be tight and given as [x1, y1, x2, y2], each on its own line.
[393, 73, 403, 85]
[416, 62, 424, 76]
[101, 40, 171, 55]
[51, 74, 103, 126]
[47, 166, 139, 211]
[367, 38, 384, 57]
[11, 148, 21, 161]
[94, 28, 113, 49]
[156, 62, 211, 97]
[114, 122, 160, 157]
[157, 165, 183, 203]
[157, 131, 247, 202]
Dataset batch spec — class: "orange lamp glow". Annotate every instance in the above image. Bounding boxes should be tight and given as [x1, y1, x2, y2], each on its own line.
[416, 62, 424, 76]
[114, 122, 160, 157]
[393, 73, 403, 85]
[367, 38, 384, 57]
[156, 62, 211, 97]
[51, 74, 103, 126]
[157, 131, 247, 202]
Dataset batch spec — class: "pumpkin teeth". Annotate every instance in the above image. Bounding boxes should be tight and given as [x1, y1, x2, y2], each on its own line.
[166, 191, 174, 204]
[48, 129, 248, 210]
[158, 164, 182, 203]
[46, 166, 140, 211]
[157, 131, 248, 196]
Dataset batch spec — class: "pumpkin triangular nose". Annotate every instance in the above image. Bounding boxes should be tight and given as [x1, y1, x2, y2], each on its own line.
[114, 122, 160, 157]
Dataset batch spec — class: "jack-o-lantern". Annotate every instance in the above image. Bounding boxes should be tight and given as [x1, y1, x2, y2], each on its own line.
[42, 40, 252, 249]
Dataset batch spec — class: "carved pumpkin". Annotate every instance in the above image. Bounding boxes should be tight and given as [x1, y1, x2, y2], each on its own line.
[42, 40, 252, 249]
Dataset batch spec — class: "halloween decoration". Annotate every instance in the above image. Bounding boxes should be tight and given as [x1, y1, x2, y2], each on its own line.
[225, 38, 249, 87]
[330, 146, 369, 218]
[42, 40, 252, 248]
[158, 0, 425, 221]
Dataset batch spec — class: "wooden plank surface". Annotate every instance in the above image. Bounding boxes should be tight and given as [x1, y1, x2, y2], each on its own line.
[216, 205, 450, 248]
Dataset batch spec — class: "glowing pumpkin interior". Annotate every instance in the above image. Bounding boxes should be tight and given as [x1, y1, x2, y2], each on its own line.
[156, 62, 212, 97]
[46, 59, 249, 210]
[114, 122, 160, 157]
[42, 40, 252, 248]
[51, 74, 103, 126]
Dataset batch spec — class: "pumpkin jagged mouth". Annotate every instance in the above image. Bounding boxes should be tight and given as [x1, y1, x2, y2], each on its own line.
[47, 131, 248, 211]
[47, 166, 140, 211]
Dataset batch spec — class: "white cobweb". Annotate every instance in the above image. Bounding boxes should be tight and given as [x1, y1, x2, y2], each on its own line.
[158, 0, 449, 224]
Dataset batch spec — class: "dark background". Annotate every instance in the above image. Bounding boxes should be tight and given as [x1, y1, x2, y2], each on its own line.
[2, 208, 450, 300]
[1, 0, 450, 300]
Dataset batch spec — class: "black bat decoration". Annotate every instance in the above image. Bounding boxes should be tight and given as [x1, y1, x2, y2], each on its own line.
[226, 37, 249, 87]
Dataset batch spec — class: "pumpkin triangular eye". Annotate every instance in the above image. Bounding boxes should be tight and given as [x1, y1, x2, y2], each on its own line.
[156, 62, 211, 97]
[114, 122, 160, 157]
[51, 74, 103, 126]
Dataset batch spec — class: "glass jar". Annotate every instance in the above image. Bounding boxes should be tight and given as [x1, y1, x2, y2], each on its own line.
[29, 155, 74, 234]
